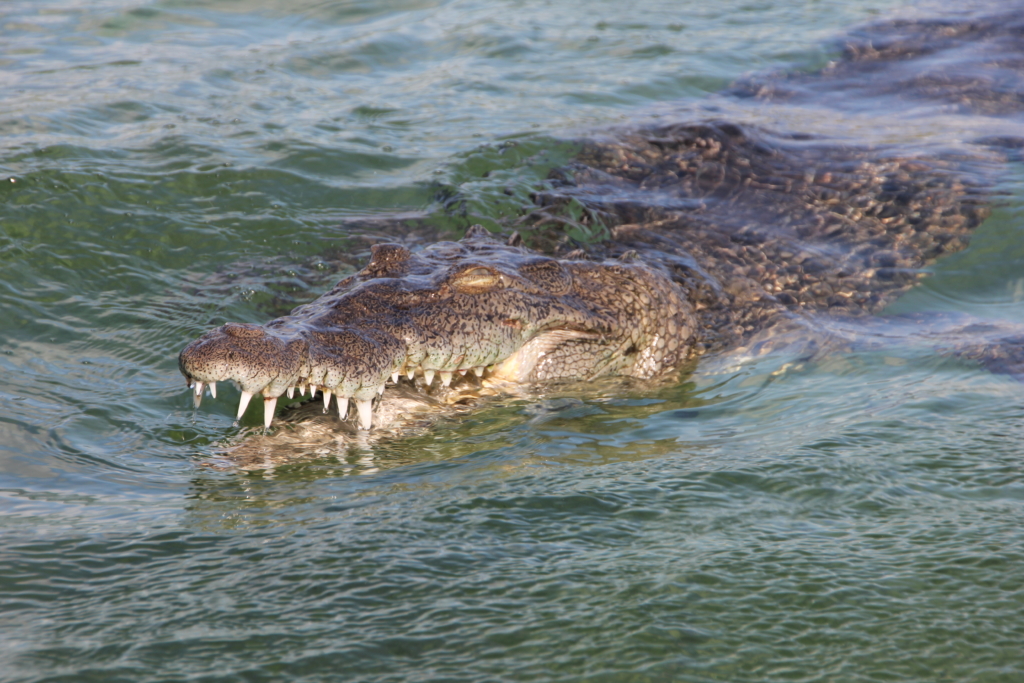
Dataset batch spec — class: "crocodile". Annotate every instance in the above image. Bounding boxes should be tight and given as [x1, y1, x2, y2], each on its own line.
[178, 117, 991, 436]
[179, 225, 695, 431]
[179, 2, 1024, 449]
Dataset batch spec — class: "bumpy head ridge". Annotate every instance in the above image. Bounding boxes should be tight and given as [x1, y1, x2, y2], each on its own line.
[179, 225, 695, 431]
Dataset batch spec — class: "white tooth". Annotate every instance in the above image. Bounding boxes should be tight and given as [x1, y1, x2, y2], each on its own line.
[337, 397, 349, 420]
[356, 399, 373, 430]
[209, 381, 217, 398]
[299, 384, 306, 396]
[287, 386, 295, 399]
[263, 397, 277, 429]
[193, 391, 202, 409]
[458, 369, 468, 376]
[391, 371, 400, 383]
[473, 366, 484, 377]
[194, 381, 203, 397]
[237, 391, 253, 420]
[322, 388, 332, 413]
[377, 384, 385, 396]
[424, 369, 435, 386]
[406, 367, 416, 380]
[440, 371, 453, 387]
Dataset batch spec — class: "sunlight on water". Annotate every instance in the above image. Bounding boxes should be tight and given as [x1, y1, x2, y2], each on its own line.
[2, 0, 1024, 681]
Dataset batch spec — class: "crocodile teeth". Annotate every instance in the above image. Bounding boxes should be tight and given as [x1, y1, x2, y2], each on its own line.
[356, 399, 373, 430]
[286, 386, 295, 399]
[391, 371, 400, 383]
[263, 396, 277, 429]
[209, 382, 217, 398]
[440, 371, 453, 387]
[237, 391, 253, 420]
[406, 367, 416, 380]
[193, 391, 202, 409]
[377, 384, 385, 396]
[299, 384, 306, 396]
[457, 369, 468, 376]
[322, 388, 332, 413]
[424, 369, 435, 386]
[337, 397, 349, 420]
[194, 381, 204, 397]
[472, 366, 484, 377]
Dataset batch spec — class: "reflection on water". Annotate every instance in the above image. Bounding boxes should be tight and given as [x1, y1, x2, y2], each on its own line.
[3, 0, 1024, 681]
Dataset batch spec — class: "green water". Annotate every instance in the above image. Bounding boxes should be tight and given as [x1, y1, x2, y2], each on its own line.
[3, 0, 1024, 681]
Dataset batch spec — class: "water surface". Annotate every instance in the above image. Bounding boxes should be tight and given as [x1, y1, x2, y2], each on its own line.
[2, 0, 1024, 681]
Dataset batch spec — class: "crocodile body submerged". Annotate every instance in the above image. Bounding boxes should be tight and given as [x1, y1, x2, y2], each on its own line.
[179, 3, 1024, 445]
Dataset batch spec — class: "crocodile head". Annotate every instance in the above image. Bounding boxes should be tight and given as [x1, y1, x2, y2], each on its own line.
[179, 226, 694, 430]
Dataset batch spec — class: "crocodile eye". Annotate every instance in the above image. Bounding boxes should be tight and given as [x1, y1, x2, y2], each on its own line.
[451, 266, 501, 291]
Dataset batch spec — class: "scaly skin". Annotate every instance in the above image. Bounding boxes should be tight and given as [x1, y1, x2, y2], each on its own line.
[180, 4, 1017, 460]
[179, 226, 695, 430]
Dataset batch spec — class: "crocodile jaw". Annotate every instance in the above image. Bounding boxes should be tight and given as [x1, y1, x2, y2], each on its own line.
[179, 323, 598, 431]
[179, 227, 694, 432]
[179, 322, 407, 431]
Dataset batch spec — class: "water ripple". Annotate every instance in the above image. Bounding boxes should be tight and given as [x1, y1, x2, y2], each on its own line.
[2, 0, 1024, 681]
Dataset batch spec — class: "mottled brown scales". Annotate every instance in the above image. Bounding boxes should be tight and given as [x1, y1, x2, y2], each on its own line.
[179, 126, 994, 435]
[729, 6, 1024, 117]
[179, 226, 696, 430]
[180, 3, 1024, 446]
[531, 121, 992, 353]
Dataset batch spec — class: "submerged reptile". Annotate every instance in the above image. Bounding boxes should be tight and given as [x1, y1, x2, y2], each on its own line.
[179, 225, 694, 431]
[179, 3, 1023, 445]
[177, 121, 991, 435]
